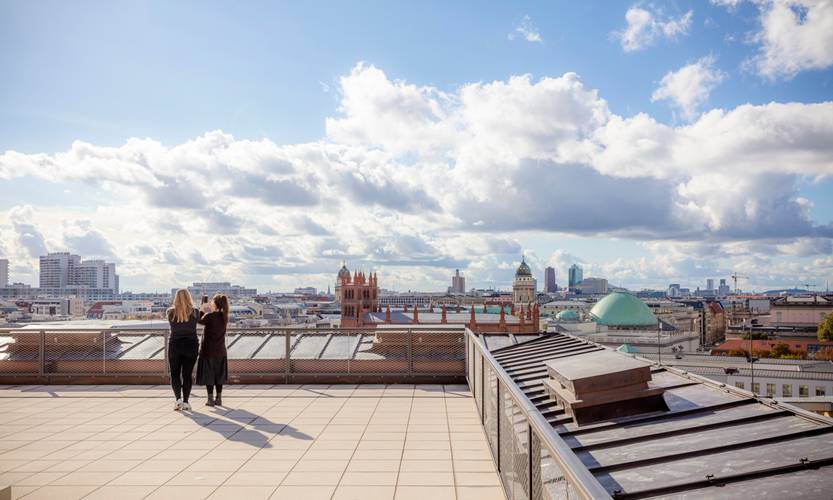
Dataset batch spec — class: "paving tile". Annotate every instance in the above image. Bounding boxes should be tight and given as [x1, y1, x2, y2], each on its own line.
[457, 486, 507, 500]
[143, 485, 217, 500]
[108, 471, 178, 486]
[292, 459, 349, 472]
[80, 485, 158, 500]
[166, 470, 233, 486]
[281, 470, 343, 486]
[339, 471, 398, 486]
[332, 485, 395, 500]
[18, 485, 98, 500]
[222, 472, 287, 486]
[453, 459, 496, 472]
[399, 460, 452, 472]
[50, 471, 122, 486]
[346, 460, 400, 472]
[207, 486, 276, 500]
[455, 472, 502, 486]
[394, 486, 456, 500]
[397, 471, 454, 486]
[268, 485, 335, 499]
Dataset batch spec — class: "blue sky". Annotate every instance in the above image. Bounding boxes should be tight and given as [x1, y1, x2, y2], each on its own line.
[1, 0, 832, 293]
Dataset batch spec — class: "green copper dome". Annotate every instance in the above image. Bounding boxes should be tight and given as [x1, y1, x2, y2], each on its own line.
[589, 292, 657, 327]
[515, 257, 532, 277]
[555, 310, 579, 321]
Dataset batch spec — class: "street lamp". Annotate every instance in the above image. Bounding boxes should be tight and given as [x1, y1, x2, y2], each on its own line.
[657, 321, 663, 366]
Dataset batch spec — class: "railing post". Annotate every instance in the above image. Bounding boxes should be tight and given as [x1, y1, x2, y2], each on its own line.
[163, 331, 169, 380]
[284, 331, 291, 384]
[38, 330, 45, 378]
[102, 331, 107, 375]
[407, 329, 413, 378]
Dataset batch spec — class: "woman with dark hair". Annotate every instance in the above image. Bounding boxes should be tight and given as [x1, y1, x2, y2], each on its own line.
[197, 294, 229, 406]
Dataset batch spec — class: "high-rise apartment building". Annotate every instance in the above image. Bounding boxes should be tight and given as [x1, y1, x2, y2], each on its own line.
[568, 264, 583, 290]
[451, 269, 466, 294]
[544, 267, 557, 293]
[39, 252, 118, 292]
[39, 252, 81, 288]
[0, 259, 8, 287]
[706, 278, 715, 291]
[77, 260, 119, 293]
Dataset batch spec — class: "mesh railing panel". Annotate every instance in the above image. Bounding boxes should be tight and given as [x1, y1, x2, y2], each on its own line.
[44, 330, 105, 374]
[513, 404, 531, 500]
[485, 362, 498, 459]
[0, 331, 41, 375]
[531, 432, 544, 500]
[412, 329, 465, 374]
[539, 435, 573, 499]
[104, 332, 166, 375]
[499, 382, 516, 499]
[474, 347, 483, 416]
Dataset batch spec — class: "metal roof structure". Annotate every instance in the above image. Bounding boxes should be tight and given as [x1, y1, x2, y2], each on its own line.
[485, 333, 833, 499]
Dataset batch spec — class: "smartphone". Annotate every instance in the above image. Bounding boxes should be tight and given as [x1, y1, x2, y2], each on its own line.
[201, 295, 209, 304]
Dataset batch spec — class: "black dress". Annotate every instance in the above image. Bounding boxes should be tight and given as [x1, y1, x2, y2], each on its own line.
[196, 311, 228, 385]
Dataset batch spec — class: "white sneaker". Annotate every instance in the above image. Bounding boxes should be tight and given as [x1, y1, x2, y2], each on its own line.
[174, 399, 183, 411]
[181, 402, 192, 411]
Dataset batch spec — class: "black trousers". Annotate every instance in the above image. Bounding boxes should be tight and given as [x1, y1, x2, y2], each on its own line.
[169, 340, 198, 402]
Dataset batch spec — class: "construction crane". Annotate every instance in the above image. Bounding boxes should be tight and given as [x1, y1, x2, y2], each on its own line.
[801, 283, 817, 295]
[731, 272, 748, 294]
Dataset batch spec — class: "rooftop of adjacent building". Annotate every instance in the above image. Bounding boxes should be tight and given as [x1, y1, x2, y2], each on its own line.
[475, 332, 833, 498]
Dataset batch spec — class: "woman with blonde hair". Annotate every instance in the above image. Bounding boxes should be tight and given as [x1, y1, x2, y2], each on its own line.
[167, 288, 200, 411]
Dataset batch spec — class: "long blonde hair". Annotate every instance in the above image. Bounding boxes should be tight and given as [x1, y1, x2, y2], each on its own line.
[169, 289, 195, 323]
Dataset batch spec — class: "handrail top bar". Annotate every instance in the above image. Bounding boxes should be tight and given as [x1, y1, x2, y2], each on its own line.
[466, 328, 613, 500]
[0, 327, 465, 333]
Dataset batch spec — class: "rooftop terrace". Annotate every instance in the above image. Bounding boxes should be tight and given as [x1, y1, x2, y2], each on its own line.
[0, 384, 505, 500]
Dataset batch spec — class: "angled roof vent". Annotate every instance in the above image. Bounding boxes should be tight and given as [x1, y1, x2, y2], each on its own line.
[544, 350, 667, 425]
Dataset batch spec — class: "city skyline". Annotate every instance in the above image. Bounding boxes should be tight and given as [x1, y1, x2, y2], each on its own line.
[1, 1, 832, 293]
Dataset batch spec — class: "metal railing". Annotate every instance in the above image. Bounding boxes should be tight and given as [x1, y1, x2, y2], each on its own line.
[0, 327, 466, 383]
[466, 328, 612, 500]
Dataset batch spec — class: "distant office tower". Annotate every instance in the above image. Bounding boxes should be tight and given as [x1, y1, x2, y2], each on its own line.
[718, 279, 731, 297]
[706, 278, 715, 291]
[451, 269, 466, 294]
[668, 283, 681, 298]
[544, 267, 557, 293]
[568, 264, 583, 290]
[0, 259, 8, 287]
[39, 252, 119, 292]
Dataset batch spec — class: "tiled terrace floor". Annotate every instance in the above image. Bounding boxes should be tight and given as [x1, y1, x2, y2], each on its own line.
[0, 384, 505, 500]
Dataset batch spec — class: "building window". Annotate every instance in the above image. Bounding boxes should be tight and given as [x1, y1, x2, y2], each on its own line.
[751, 383, 760, 395]
[799, 385, 809, 397]
[766, 384, 775, 397]
[782, 385, 792, 397]
[735, 382, 745, 390]
[816, 387, 827, 397]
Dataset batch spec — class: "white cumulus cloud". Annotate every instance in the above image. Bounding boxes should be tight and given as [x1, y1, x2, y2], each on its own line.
[651, 56, 727, 120]
[749, 0, 833, 80]
[616, 5, 693, 52]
